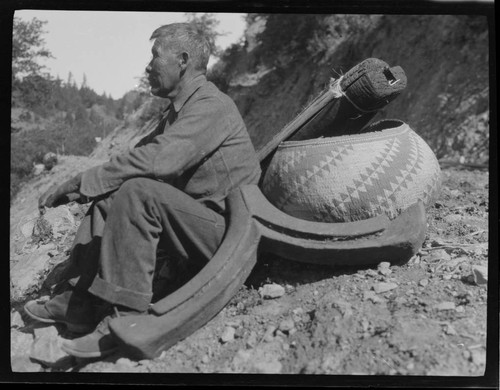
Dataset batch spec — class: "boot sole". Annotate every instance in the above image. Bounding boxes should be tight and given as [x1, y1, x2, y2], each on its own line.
[61, 342, 118, 359]
[23, 302, 95, 334]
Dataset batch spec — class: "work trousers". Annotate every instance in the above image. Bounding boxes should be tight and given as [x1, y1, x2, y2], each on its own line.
[64, 178, 226, 312]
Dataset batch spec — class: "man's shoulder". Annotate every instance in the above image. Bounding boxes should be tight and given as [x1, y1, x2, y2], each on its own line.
[191, 80, 239, 112]
[196, 80, 227, 100]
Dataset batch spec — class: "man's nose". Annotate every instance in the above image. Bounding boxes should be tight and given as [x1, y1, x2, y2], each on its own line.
[145, 63, 152, 74]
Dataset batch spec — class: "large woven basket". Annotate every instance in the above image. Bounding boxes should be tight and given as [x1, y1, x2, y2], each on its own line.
[262, 119, 442, 222]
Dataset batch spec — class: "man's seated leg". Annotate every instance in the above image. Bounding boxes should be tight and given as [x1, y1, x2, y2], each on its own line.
[61, 178, 226, 358]
[24, 194, 116, 333]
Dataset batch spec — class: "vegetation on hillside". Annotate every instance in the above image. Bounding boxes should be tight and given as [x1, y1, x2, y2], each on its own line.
[209, 14, 489, 164]
[10, 17, 126, 201]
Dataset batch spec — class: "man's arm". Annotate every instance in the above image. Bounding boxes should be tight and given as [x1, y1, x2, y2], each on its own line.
[80, 95, 231, 198]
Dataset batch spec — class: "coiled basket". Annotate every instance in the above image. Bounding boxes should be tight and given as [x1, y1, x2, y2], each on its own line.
[262, 119, 442, 222]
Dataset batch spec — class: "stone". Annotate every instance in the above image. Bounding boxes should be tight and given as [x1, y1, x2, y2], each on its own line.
[332, 300, 353, 318]
[472, 265, 488, 285]
[20, 219, 36, 238]
[291, 307, 304, 322]
[232, 349, 253, 372]
[11, 251, 52, 302]
[116, 358, 137, 367]
[159, 351, 168, 359]
[246, 331, 258, 349]
[434, 302, 456, 311]
[377, 262, 392, 275]
[365, 269, 378, 277]
[11, 356, 43, 372]
[444, 324, 457, 335]
[32, 164, 45, 176]
[234, 327, 244, 339]
[364, 291, 384, 303]
[263, 325, 277, 342]
[278, 318, 295, 333]
[11, 310, 25, 329]
[455, 306, 465, 313]
[409, 254, 421, 265]
[427, 249, 451, 263]
[220, 326, 236, 344]
[259, 283, 285, 299]
[37, 242, 57, 252]
[30, 326, 72, 367]
[11, 329, 34, 358]
[226, 319, 242, 328]
[373, 282, 398, 294]
[254, 359, 282, 374]
[444, 257, 467, 270]
[419, 279, 429, 287]
[470, 349, 486, 366]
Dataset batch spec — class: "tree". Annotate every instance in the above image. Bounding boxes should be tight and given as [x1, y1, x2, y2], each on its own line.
[12, 17, 53, 82]
[12, 17, 54, 108]
[184, 13, 227, 58]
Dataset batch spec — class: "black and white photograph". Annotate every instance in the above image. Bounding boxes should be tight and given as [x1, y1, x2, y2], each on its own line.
[4, 0, 496, 386]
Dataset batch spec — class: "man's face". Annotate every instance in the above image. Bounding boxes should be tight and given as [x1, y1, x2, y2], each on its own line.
[146, 39, 182, 98]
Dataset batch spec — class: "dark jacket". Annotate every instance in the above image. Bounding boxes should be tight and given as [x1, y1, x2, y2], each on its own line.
[80, 74, 261, 213]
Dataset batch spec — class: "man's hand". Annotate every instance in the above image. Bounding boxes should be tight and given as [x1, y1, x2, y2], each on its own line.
[38, 173, 84, 210]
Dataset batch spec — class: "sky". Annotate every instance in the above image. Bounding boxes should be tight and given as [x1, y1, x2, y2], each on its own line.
[15, 10, 247, 99]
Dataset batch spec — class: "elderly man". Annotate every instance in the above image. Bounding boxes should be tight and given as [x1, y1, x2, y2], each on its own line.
[24, 23, 261, 358]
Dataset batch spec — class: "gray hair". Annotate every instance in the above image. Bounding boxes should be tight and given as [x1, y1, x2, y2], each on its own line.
[150, 23, 211, 73]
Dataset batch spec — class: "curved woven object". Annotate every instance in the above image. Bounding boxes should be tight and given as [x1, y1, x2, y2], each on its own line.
[262, 120, 442, 222]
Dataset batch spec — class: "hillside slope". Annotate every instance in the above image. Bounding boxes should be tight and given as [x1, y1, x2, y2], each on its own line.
[224, 14, 489, 165]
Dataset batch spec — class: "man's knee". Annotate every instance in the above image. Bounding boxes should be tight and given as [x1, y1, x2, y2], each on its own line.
[116, 178, 176, 204]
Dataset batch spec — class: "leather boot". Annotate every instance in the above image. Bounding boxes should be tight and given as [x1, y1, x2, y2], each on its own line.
[61, 305, 145, 358]
[24, 289, 99, 334]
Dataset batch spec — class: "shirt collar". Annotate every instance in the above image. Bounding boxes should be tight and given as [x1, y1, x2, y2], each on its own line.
[171, 74, 207, 113]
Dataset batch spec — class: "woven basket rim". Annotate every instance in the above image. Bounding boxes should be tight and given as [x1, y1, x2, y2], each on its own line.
[278, 119, 409, 149]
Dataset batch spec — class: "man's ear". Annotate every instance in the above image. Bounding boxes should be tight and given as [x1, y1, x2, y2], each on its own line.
[179, 52, 189, 70]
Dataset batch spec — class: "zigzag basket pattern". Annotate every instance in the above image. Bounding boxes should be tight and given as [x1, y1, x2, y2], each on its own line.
[262, 120, 442, 223]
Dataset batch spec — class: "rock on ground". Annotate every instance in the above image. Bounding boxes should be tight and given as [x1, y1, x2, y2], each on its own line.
[373, 282, 398, 294]
[259, 283, 285, 299]
[472, 265, 488, 285]
[30, 326, 73, 368]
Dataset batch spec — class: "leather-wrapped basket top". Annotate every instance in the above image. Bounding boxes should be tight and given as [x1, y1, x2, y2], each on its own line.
[262, 119, 442, 223]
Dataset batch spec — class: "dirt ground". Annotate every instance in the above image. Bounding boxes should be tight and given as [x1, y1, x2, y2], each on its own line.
[10, 162, 490, 379]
